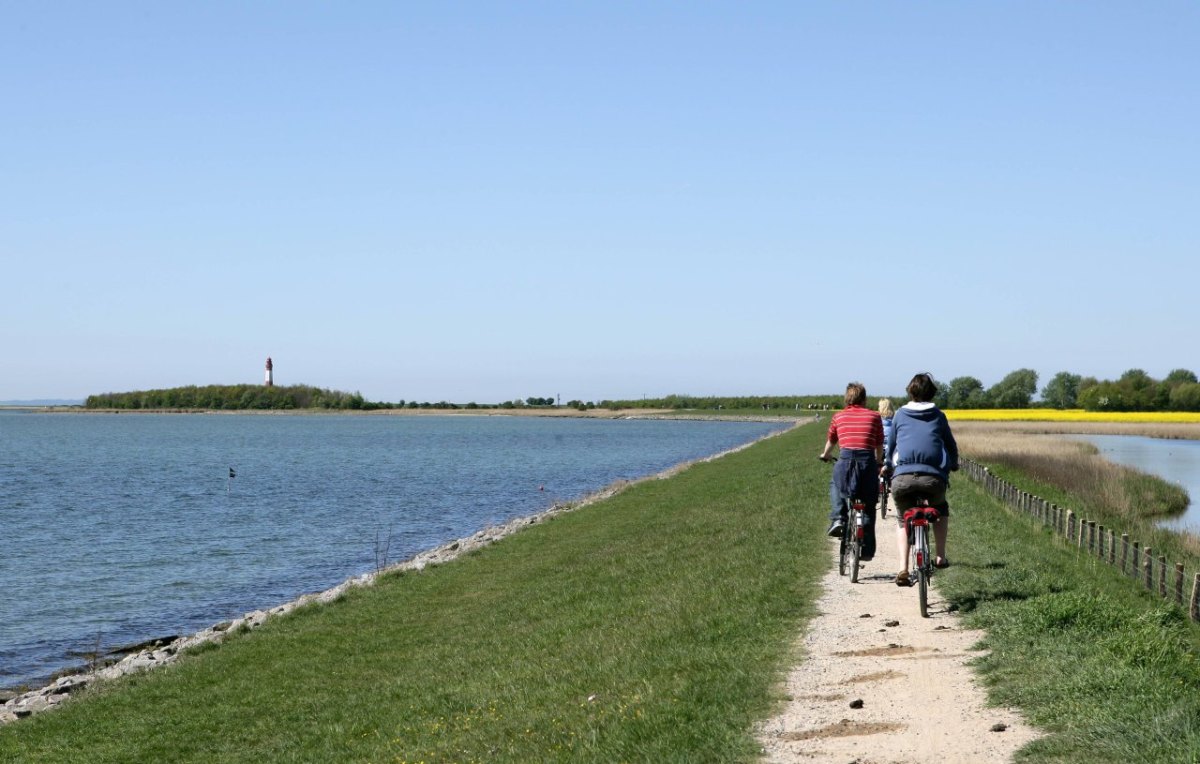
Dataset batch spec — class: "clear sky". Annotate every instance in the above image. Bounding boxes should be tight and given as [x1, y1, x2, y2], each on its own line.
[3, 3, 1197, 403]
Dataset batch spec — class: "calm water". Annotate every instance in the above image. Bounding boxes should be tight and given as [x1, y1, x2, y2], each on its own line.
[0, 412, 787, 689]
[1075, 434, 1200, 533]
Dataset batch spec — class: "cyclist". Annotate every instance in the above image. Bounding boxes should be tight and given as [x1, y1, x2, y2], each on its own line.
[884, 373, 959, 586]
[878, 398, 895, 444]
[877, 397, 895, 515]
[819, 382, 884, 561]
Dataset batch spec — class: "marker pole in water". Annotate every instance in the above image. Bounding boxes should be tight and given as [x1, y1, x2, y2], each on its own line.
[228, 466, 236, 496]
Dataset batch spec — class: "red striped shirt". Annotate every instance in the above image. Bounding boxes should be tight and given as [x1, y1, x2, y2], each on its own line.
[828, 405, 884, 451]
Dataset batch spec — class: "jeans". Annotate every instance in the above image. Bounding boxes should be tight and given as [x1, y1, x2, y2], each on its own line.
[828, 450, 880, 558]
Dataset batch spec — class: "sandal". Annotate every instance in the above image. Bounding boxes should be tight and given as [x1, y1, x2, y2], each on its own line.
[934, 558, 950, 569]
[895, 570, 911, 587]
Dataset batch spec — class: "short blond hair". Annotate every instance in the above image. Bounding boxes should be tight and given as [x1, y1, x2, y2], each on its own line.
[878, 398, 894, 417]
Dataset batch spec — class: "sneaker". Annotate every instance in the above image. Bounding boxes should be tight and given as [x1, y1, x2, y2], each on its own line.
[895, 570, 912, 587]
[826, 522, 845, 538]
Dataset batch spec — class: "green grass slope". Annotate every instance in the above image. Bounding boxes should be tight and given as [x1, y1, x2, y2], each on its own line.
[1, 425, 830, 763]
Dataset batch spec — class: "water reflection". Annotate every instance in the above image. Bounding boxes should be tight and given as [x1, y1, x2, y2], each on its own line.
[1074, 434, 1200, 533]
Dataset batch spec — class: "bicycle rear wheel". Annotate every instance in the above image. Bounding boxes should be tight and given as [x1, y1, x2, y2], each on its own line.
[917, 568, 928, 617]
[913, 526, 929, 617]
[839, 534, 848, 576]
[850, 534, 861, 583]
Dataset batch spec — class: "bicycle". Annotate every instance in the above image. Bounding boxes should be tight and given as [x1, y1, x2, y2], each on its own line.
[840, 496, 870, 583]
[821, 456, 871, 583]
[902, 499, 941, 617]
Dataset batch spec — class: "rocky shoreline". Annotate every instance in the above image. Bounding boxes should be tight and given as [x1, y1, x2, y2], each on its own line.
[2, 420, 804, 725]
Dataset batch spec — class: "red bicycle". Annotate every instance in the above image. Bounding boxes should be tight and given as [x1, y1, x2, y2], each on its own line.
[903, 499, 940, 617]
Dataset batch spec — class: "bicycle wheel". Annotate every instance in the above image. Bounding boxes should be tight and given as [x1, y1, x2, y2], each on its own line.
[838, 532, 848, 576]
[879, 484, 888, 518]
[914, 527, 929, 617]
[850, 532, 861, 583]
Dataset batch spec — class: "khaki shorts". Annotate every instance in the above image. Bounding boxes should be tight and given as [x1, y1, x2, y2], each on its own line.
[891, 473, 949, 522]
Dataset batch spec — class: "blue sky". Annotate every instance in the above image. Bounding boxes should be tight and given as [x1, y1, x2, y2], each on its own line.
[3, 3, 1197, 403]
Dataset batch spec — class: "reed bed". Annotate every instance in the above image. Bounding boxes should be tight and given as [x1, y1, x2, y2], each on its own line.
[955, 422, 1200, 559]
[951, 419, 1200, 440]
[955, 425, 1189, 522]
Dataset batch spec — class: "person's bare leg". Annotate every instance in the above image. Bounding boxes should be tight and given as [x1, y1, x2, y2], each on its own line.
[934, 517, 949, 563]
[896, 522, 909, 575]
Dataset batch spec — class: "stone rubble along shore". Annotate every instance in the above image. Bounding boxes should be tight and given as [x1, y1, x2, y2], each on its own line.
[2, 420, 804, 726]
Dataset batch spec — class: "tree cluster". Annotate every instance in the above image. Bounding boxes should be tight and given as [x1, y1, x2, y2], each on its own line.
[937, 369, 1040, 409]
[935, 368, 1200, 411]
[85, 384, 388, 411]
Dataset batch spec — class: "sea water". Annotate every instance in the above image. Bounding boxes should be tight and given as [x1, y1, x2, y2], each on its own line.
[0, 412, 787, 688]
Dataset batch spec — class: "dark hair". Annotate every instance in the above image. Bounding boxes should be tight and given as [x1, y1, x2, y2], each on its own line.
[844, 382, 867, 407]
[907, 373, 937, 403]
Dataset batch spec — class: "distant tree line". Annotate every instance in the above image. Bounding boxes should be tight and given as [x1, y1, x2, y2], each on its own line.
[83, 387, 603, 412]
[598, 394, 848, 411]
[86, 370, 1200, 414]
[935, 367, 1200, 412]
[600, 368, 1200, 414]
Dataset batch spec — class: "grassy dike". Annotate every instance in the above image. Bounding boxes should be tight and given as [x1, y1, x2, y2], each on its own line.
[1, 423, 831, 763]
[940, 473, 1200, 762]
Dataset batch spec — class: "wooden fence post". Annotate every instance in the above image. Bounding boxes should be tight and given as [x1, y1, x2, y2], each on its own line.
[1066, 511, 1075, 542]
[1122, 534, 1130, 574]
[1175, 563, 1185, 606]
[1108, 529, 1116, 566]
[1078, 518, 1087, 549]
[1133, 541, 1141, 578]
[1159, 556, 1168, 599]
[1191, 574, 1200, 622]
[1144, 548, 1153, 591]
[1097, 524, 1105, 559]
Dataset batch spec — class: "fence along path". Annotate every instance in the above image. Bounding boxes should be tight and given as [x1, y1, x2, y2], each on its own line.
[962, 459, 1200, 623]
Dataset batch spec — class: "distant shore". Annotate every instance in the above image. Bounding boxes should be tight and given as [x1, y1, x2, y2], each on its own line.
[32, 406, 813, 423]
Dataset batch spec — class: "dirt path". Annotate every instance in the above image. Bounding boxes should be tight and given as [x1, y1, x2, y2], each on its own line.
[758, 507, 1041, 763]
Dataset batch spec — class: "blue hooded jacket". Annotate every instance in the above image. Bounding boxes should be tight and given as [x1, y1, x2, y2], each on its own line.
[885, 402, 959, 482]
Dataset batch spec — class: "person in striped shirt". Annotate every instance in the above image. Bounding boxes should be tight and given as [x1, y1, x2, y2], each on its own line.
[819, 382, 885, 559]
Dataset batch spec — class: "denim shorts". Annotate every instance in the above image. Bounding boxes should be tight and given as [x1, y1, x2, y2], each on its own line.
[891, 473, 949, 521]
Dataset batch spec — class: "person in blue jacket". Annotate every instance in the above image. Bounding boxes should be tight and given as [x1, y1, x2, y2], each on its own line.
[878, 398, 895, 448]
[884, 373, 959, 587]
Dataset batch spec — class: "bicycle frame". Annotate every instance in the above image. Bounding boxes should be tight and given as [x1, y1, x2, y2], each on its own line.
[903, 501, 940, 617]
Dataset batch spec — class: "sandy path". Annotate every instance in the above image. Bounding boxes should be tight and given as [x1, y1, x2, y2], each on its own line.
[758, 505, 1041, 763]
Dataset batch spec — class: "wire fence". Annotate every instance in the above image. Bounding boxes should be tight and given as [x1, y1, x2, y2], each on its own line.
[961, 458, 1200, 623]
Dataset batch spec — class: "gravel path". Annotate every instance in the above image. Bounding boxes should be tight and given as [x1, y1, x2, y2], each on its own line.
[758, 505, 1041, 763]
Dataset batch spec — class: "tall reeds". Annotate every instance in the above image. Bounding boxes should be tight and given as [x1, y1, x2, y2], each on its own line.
[954, 424, 1189, 521]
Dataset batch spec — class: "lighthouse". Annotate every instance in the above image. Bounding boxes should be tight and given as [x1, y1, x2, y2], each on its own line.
[265, 357, 274, 387]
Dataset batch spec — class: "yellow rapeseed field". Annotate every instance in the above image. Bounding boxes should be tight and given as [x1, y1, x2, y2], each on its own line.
[945, 409, 1200, 423]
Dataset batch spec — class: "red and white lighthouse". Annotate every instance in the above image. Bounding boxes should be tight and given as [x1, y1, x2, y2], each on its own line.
[265, 357, 274, 387]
